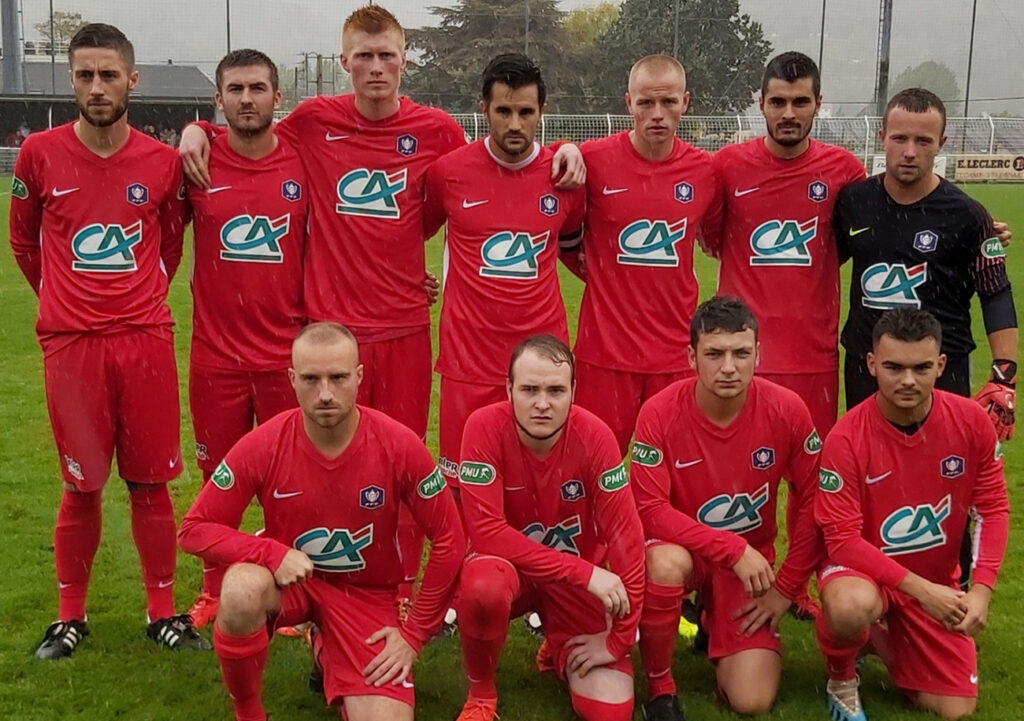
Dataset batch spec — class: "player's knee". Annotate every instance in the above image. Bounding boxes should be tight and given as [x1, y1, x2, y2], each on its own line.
[719, 681, 775, 716]
[918, 694, 977, 720]
[646, 543, 691, 586]
[821, 584, 878, 638]
[570, 694, 634, 721]
[458, 560, 514, 617]
[218, 564, 276, 630]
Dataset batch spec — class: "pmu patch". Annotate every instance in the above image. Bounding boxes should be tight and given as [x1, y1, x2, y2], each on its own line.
[808, 180, 828, 203]
[674, 181, 694, 203]
[914, 229, 939, 253]
[396, 134, 418, 156]
[561, 479, 585, 502]
[539, 193, 559, 216]
[211, 460, 234, 490]
[359, 485, 385, 509]
[940, 455, 965, 479]
[751, 446, 775, 470]
[281, 179, 302, 202]
[126, 182, 149, 206]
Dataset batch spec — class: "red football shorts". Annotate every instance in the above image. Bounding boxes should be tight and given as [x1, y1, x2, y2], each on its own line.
[818, 564, 978, 697]
[355, 327, 432, 440]
[438, 376, 506, 481]
[189, 363, 296, 475]
[273, 578, 413, 707]
[574, 361, 692, 455]
[42, 331, 181, 492]
[759, 370, 838, 438]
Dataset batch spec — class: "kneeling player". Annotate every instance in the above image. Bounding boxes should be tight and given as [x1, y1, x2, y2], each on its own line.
[179, 323, 464, 721]
[631, 296, 822, 719]
[814, 309, 1008, 721]
[454, 336, 644, 721]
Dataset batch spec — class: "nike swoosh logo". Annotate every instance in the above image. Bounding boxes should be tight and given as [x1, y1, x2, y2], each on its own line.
[462, 199, 489, 208]
[168, 458, 177, 468]
[602, 186, 628, 195]
[674, 459, 703, 469]
[325, 132, 349, 141]
[505, 486, 526, 491]
[206, 186, 232, 194]
[401, 680, 415, 689]
[734, 187, 759, 197]
[849, 227, 871, 237]
[52, 187, 80, 197]
[273, 489, 304, 499]
[58, 582, 72, 589]
[157, 580, 174, 589]
[970, 674, 978, 685]
[865, 471, 892, 485]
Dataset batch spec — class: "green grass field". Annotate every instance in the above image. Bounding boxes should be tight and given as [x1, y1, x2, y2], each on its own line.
[0, 179, 1021, 720]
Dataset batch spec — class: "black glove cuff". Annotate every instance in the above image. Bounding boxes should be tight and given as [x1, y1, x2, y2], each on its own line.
[991, 359, 1017, 388]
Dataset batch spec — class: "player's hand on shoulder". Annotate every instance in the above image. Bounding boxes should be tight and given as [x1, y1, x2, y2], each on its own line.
[952, 584, 993, 637]
[564, 630, 616, 678]
[732, 586, 790, 637]
[424, 270, 440, 306]
[586, 565, 630, 618]
[551, 142, 586, 190]
[363, 626, 417, 687]
[273, 548, 314, 587]
[731, 544, 775, 598]
[179, 124, 212, 188]
[993, 220, 1012, 248]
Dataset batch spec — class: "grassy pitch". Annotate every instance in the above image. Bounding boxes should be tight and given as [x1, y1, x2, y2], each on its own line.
[0, 180, 1021, 720]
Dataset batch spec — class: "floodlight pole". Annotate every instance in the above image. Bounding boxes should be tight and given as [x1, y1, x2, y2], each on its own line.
[226, 0, 232, 53]
[817, 0, 827, 73]
[964, 0, 977, 118]
[673, 0, 681, 59]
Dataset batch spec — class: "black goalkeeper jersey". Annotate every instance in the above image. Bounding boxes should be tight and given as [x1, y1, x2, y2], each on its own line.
[835, 175, 1010, 357]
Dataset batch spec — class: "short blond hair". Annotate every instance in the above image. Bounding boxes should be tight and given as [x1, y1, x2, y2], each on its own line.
[628, 55, 686, 93]
[343, 4, 405, 52]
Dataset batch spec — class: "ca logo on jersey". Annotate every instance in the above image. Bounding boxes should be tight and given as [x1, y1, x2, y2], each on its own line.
[749, 218, 817, 266]
[523, 514, 582, 556]
[880, 495, 950, 556]
[697, 483, 769, 534]
[617, 219, 687, 267]
[479, 230, 549, 279]
[294, 525, 374, 572]
[861, 262, 927, 309]
[71, 221, 142, 272]
[219, 214, 289, 263]
[335, 168, 407, 219]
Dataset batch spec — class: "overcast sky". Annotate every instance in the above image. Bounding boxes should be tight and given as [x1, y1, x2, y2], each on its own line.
[14, 0, 1024, 114]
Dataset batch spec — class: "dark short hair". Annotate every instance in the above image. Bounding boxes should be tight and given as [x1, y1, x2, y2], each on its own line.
[761, 51, 820, 98]
[872, 308, 942, 349]
[69, 23, 135, 68]
[883, 87, 947, 135]
[690, 296, 759, 348]
[508, 334, 574, 384]
[482, 53, 546, 107]
[216, 49, 279, 92]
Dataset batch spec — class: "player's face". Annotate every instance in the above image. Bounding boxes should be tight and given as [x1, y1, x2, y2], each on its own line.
[881, 107, 946, 186]
[760, 77, 820, 148]
[482, 82, 543, 162]
[867, 334, 945, 411]
[216, 64, 281, 137]
[70, 47, 137, 128]
[341, 29, 406, 102]
[689, 329, 759, 400]
[507, 350, 575, 441]
[289, 338, 363, 429]
[626, 68, 689, 146]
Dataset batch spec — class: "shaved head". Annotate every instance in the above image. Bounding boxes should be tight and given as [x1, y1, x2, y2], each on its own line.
[292, 322, 358, 364]
[628, 55, 686, 94]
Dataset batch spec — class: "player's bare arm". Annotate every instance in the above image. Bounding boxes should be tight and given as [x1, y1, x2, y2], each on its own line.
[993, 220, 1012, 247]
[363, 626, 417, 686]
[898, 571, 967, 629]
[179, 123, 211, 187]
[551, 142, 586, 189]
[564, 630, 617, 677]
[731, 543, 775, 597]
[271, 548, 313, 586]
[587, 565, 630, 617]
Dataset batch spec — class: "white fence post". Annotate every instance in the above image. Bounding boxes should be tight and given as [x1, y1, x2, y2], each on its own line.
[988, 115, 996, 154]
[863, 116, 872, 167]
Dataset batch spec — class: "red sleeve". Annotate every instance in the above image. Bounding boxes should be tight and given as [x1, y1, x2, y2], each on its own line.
[158, 161, 187, 281]
[630, 400, 747, 566]
[9, 142, 44, 293]
[191, 119, 226, 140]
[459, 414, 594, 588]
[422, 160, 448, 242]
[397, 452, 466, 652]
[968, 415, 1010, 589]
[773, 402, 824, 600]
[815, 431, 908, 589]
[177, 440, 291, 573]
[697, 164, 725, 258]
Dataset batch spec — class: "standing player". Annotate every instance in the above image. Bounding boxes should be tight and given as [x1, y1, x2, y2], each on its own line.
[814, 309, 1008, 721]
[569, 54, 722, 454]
[9, 23, 206, 657]
[178, 323, 465, 721]
[184, 49, 308, 627]
[423, 54, 585, 487]
[454, 336, 645, 721]
[631, 296, 821, 720]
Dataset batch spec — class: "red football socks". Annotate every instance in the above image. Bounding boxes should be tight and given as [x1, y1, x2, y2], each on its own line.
[814, 610, 865, 681]
[639, 582, 685, 698]
[457, 559, 519, 699]
[128, 484, 177, 620]
[54, 488, 102, 621]
[214, 626, 269, 721]
[570, 693, 634, 721]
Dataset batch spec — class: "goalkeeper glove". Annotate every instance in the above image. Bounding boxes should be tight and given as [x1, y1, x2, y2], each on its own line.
[974, 359, 1016, 441]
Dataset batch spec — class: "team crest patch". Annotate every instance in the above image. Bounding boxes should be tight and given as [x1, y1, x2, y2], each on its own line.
[808, 180, 828, 203]
[211, 460, 234, 490]
[396, 134, 418, 156]
[12, 176, 28, 199]
[126, 182, 149, 206]
[359, 485, 385, 509]
[913, 230, 939, 253]
[539, 193, 559, 216]
[751, 447, 775, 470]
[561, 479, 585, 502]
[674, 181, 694, 203]
[940, 455, 965, 479]
[281, 179, 302, 202]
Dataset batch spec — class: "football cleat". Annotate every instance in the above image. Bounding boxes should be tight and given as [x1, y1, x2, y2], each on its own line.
[146, 614, 211, 650]
[643, 694, 685, 721]
[187, 591, 219, 629]
[442, 607, 459, 637]
[678, 597, 699, 639]
[307, 624, 325, 697]
[35, 619, 89, 660]
[827, 676, 866, 721]
[523, 612, 544, 639]
[534, 638, 556, 674]
[455, 696, 499, 721]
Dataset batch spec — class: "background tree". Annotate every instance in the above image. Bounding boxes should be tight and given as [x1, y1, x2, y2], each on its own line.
[564, 2, 619, 48]
[34, 11, 88, 54]
[889, 60, 964, 116]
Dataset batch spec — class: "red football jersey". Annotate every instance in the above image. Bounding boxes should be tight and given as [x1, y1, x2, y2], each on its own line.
[458, 401, 645, 658]
[815, 391, 1009, 590]
[706, 139, 866, 374]
[575, 132, 722, 373]
[631, 377, 822, 601]
[10, 123, 185, 347]
[178, 406, 465, 650]
[187, 135, 307, 370]
[424, 141, 584, 385]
